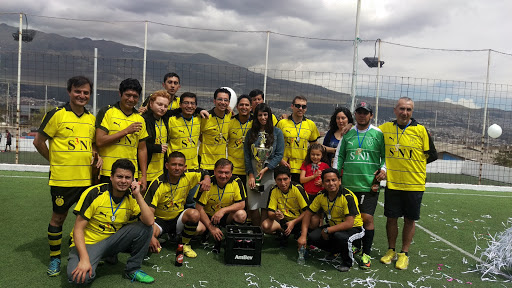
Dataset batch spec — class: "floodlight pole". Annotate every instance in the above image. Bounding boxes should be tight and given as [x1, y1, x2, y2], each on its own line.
[142, 21, 148, 102]
[350, 0, 362, 112]
[93, 48, 98, 115]
[15, 12, 22, 164]
[44, 85, 47, 114]
[263, 31, 270, 102]
[374, 39, 382, 126]
[478, 49, 491, 185]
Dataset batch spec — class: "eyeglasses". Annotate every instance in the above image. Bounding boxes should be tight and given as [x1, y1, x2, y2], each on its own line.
[181, 101, 196, 106]
[216, 98, 230, 103]
[293, 104, 307, 109]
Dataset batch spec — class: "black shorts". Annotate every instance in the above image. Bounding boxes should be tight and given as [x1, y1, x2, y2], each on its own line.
[384, 188, 424, 220]
[155, 210, 185, 235]
[51, 186, 88, 214]
[355, 192, 379, 216]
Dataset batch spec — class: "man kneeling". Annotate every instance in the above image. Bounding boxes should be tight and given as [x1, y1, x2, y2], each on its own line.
[261, 166, 320, 247]
[67, 159, 155, 284]
[298, 168, 365, 272]
[195, 158, 247, 249]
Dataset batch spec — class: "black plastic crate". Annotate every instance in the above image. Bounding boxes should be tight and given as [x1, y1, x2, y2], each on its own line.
[224, 225, 263, 266]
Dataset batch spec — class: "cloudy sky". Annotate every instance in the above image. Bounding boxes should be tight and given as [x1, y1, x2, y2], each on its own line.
[2, 0, 512, 107]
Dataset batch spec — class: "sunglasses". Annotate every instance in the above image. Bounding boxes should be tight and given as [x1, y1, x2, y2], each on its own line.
[293, 104, 307, 109]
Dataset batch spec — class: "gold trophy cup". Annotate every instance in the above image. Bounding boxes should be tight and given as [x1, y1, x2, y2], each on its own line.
[251, 132, 273, 192]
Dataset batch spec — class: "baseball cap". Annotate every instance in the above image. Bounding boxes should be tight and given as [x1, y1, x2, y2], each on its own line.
[355, 101, 373, 113]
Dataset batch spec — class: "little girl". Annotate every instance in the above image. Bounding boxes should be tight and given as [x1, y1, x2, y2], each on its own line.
[300, 143, 330, 202]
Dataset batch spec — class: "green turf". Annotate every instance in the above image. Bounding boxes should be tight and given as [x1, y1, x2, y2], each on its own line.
[0, 151, 49, 165]
[427, 173, 510, 186]
[1, 171, 511, 287]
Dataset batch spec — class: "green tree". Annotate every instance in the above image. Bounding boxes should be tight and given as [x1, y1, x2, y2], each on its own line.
[494, 150, 512, 168]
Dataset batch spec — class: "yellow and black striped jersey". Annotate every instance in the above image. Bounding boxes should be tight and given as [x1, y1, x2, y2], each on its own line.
[96, 102, 149, 177]
[167, 113, 202, 169]
[309, 187, 363, 228]
[227, 115, 252, 175]
[38, 103, 96, 187]
[194, 176, 245, 217]
[277, 116, 320, 174]
[379, 119, 436, 191]
[199, 109, 231, 170]
[71, 183, 141, 246]
[146, 118, 168, 182]
[266, 182, 309, 221]
[144, 171, 203, 220]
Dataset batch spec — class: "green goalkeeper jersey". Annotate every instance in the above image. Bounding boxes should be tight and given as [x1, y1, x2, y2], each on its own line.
[335, 124, 385, 193]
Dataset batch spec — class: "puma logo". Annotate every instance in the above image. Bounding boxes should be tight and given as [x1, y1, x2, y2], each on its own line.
[113, 122, 121, 127]
[99, 211, 107, 217]
[178, 129, 185, 133]
[65, 127, 74, 132]
[347, 141, 353, 145]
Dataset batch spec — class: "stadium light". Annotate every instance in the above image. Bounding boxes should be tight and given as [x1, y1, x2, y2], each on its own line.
[12, 14, 36, 42]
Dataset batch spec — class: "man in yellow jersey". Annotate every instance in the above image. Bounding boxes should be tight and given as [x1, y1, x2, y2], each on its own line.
[144, 151, 211, 258]
[33, 76, 102, 277]
[277, 96, 320, 183]
[95, 78, 149, 190]
[167, 92, 203, 169]
[298, 168, 364, 272]
[67, 159, 155, 284]
[249, 89, 279, 126]
[199, 88, 232, 173]
[262, 166, 320, 247]
[195, 158, 246, 247]
[139, 72, 181, 113]
[227, 94, 252, 184]
[378, 97, 437, 270]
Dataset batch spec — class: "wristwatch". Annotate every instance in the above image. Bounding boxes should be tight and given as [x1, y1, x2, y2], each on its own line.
[323, 227, 329, 234]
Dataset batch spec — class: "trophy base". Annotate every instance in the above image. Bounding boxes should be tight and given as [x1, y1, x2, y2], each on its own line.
[252, 184, 265, 193]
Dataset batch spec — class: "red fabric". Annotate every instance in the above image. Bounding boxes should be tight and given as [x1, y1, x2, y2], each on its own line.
[300, 162, 329, 195]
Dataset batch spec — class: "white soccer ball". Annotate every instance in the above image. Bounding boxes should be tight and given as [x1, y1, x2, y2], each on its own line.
[221, 87, 237, 111]
[488, 124, 502, 139]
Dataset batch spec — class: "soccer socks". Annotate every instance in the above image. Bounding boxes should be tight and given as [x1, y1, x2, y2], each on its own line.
[181, 222, 198, 244]
[48, 224, 62, 259]
[362, 229, 375, 255]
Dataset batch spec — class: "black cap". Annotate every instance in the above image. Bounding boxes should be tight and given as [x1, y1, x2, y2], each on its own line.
[355, 101, 373, 113]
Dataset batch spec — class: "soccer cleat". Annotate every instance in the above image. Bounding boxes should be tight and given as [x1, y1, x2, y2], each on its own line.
[351, 246, 362, 257]
[360, 253, 371, 269]
[395, 253, 409, 270]
[47, 258, 61, 276]
[380, 249, 397, 264]
[183, 244, 197, 258]
[124, 270, 155, 283]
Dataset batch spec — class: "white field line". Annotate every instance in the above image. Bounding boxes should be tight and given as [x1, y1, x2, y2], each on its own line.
[427, 191, 512, 198]
[0, 175, 47, 179]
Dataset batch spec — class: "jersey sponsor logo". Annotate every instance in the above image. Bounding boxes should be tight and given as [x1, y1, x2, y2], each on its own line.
[117, 135, 134, 145]
[349, 151, 370, 160]
[181, 138, 197, 147]
[285, 138, 306, 149]
[234, 254, 253, 260]
[68, 138, 92, 151]
[214, 134, 228, 144]
[234, 138, 244, 148]
[389, 147, 413, 159]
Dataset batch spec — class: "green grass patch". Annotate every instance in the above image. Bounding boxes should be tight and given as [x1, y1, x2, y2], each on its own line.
[1, 171, 511, 287]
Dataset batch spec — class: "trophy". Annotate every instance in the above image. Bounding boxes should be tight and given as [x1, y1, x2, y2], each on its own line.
[251, 132, 273, 191]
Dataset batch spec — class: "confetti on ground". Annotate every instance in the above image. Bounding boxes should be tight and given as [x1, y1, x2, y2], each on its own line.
[476, 218, 512, 281]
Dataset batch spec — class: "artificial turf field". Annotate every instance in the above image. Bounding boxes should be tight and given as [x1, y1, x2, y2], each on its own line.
[1, 170, 511, 288]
